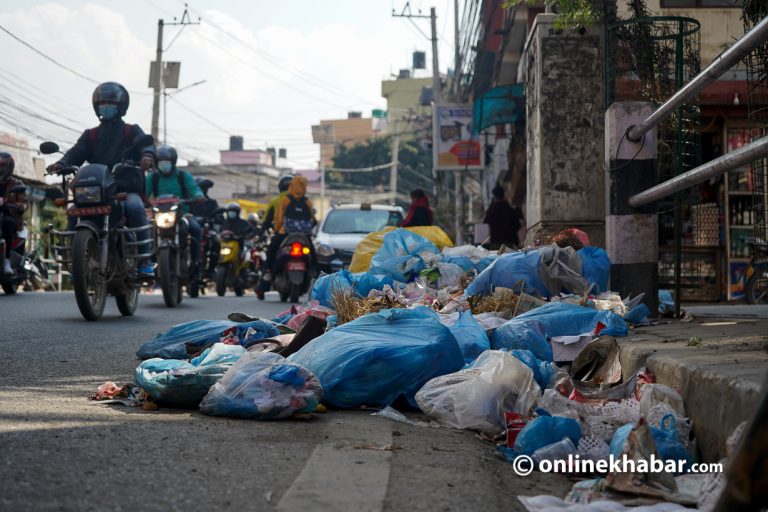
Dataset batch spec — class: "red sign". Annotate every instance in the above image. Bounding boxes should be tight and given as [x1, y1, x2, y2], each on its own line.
[67, 205, 111, 216]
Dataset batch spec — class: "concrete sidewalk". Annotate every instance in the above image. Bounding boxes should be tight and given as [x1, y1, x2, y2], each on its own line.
[618, 309, 768, 462]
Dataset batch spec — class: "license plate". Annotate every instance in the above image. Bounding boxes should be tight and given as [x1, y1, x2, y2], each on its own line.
[67, 205, 111, 216]
[286, 261, 306, 272]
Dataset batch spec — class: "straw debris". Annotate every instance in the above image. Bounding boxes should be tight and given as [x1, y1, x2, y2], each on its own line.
[468, 289, 519, 316]
[332, 288, 407, 325]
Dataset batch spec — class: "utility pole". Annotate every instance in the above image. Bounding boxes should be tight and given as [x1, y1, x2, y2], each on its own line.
[390, 118, 400, 204]
[150, 4, 200, 141]
[452, 0, 464, 244]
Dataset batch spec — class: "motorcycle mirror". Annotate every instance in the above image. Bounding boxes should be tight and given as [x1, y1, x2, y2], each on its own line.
[39, 142, 60, 155]
[133, 134, 154, 148]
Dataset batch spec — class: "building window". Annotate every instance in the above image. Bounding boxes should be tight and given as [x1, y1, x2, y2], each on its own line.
[661, 0, 741, 7]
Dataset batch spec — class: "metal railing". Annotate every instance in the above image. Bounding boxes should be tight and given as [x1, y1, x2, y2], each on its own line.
[626, 15, 768, 207]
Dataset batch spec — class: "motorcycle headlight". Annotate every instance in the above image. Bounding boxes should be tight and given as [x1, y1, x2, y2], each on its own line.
[220, 247, 232, 256]
[155, 211, 176, 229]
[74, 186, 101, 205]
[317, 244, 334, 257]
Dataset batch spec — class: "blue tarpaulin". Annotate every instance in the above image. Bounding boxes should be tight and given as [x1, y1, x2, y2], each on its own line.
[472, 84, 525, 135]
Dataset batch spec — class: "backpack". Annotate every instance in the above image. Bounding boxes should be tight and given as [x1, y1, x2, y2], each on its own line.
[151, 171, 188, 198]
[283, 195, 313, 234]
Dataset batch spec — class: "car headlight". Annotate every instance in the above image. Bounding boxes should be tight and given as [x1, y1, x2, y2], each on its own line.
[74, 186, 101, 205]
[155, 211, 176, 229]
[317, 244, 334, 257]
[220, 247, 232, 256]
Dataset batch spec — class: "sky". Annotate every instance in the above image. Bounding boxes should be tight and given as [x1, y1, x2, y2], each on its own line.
[0, 0, 456, 169]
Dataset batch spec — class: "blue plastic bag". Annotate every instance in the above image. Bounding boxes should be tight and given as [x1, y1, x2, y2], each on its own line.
[624, 304, 651, 324]
[492, 320, 552, 361]
[200, 352, 323, 419]
[659, 289, 675, 315]
[610, 417, 691, 473]
[443, 255, 475, 272]
[465, 250, 550, 297]
[135, 343, 246, 407]
[369, 229, 440, 282]
[475, 256, 497, 273]
[136, 319, 280, 360]
[578, 247, 610, 293]
[508, 349, 561, 389]
[514, 416, 581, 456]
[448, 310, 491, 363]
[310, 270, 395, 308]
[288, 307, 464, 408]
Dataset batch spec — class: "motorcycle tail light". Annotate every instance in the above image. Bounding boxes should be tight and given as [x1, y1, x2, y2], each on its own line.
[289, 243, 304, 257]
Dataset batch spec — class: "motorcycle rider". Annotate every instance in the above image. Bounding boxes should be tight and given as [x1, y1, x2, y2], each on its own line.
[189, 177, 220, 277]
[0, 152, 27, 275]
[48, 82, 156, 277]
[222, 202, 257, 243]
[269, 175, 317, 274]
[145, 144, 205, 277]
[262, 175, 292, 232]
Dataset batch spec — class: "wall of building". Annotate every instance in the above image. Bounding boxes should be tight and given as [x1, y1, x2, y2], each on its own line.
[219, 149, 273, 166]
[381, 77, 433, 140]
[319, 117, 375, 168]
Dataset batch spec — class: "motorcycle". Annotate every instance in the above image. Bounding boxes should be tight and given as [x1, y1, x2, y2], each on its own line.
[42, 137, 154, 321]
[214, 230, 262, 296]
[23, 250, 54, 292]
[151, 195, 197, 307]
[0, 203, 28, 295]
[745, 238, 768, 304]
[273, 232, 313, 303]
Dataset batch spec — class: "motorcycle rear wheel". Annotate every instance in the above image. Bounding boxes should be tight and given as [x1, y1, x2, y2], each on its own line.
[72, 229, 106, 321]
[159, 249, 179, 308]
[215, 266, 227, 296]
[746, 269, 768, 304]
[115, 287, 139, 316]
[2, 280, 18, 294]
[234, 278, 245, 297]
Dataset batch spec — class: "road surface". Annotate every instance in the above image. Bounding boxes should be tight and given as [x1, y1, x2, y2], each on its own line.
[0, 291, 570, 511]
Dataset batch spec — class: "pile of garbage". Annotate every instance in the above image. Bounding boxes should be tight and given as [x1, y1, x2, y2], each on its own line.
[92, 227, 723, 510]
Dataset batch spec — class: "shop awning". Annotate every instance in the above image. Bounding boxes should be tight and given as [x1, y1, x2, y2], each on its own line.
[472, 84, 525, 134]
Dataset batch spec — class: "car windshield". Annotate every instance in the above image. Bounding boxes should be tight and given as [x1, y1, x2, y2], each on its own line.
[322, 208, 402, 234]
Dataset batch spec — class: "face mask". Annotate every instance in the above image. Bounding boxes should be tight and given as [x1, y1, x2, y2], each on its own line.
[227, 210, 238, 219]
[98, 104, 119, 120]
[158, 161, 173, 174]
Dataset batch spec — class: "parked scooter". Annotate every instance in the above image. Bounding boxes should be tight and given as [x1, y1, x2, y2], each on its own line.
[42, 137, 154, 321]
[272, 232, 313, 303]
[151, 195, 197, 306]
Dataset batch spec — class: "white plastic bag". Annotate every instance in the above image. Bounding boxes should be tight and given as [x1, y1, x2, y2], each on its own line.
[414, 350, 540, 433]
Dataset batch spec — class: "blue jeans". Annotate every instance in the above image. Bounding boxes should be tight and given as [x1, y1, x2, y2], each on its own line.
[122, 193, 150, 258]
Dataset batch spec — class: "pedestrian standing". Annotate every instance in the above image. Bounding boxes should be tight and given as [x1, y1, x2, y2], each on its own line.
[402, 189, 433, 227]
[483, 185, 523, 249]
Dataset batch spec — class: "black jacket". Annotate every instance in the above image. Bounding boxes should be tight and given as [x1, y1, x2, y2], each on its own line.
[484, 199, 523, 247]
[189, 198, 220, 220]
[58, 119, 154, 169]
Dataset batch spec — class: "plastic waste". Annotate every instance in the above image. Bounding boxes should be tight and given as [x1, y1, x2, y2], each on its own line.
[199, 351, 322, 419]
[465, 249, 550, 297]
[610, 417, 691, 473]
[310, 270, 395, 309]
[513, 416, 581, 456]
[415, 350, 541, 434]
[349, 226, 453, 273]
[492, 302, 628, 362]
[624, 303, 651, 324]
[531, 437, 577, 466]
[539, 245, 588, 295]
[578, 246, 611, 293]
[508, 350, 561, 389]
[369, 229, 441, 282]
[447, 310, 491, 363]
[135, 343, 246, 407]
[639, 384, 685, 419]
[136, 319, 279, 360]
[371, 406, 432, 428]
[436, 262, 466, 289]
[289, 307, 464, 408]
[442, 255, 475, 272]
[659, 289, 675, 315]
[442, 244, 491, 263]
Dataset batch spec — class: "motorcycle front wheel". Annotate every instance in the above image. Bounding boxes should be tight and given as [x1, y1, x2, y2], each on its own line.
[72, 229, 106, 321]
[215, 266, 227, 297]
[158, 249, 179, 308]
[2, 280, 18, 295]
[746, 268, 768, 304]
[115, 287, 139, 316]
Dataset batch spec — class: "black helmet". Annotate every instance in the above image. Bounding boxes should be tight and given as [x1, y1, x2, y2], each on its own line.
[278, 175, 293, 192]
[156, 144, 175, 163]
[226, 202, 241, 219]
[195, 177, 214, 193]
[0, 152, 14, 182]
[92, 82, 129, 117]
[168, 146, 178, 167]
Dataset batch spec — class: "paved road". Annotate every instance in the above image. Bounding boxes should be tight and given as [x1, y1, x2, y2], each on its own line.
[0, 291, 569, 512]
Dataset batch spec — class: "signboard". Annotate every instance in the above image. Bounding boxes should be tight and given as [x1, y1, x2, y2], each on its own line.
[311, 124, 336, 144]
[148, 61, 181, 88]
[433, 104, 483, 170]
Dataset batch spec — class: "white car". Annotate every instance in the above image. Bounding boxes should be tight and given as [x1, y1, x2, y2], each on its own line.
[314, 203, 405, 273]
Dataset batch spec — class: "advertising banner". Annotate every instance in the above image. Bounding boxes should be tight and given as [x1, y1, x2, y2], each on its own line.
[433, 104, 483, 170]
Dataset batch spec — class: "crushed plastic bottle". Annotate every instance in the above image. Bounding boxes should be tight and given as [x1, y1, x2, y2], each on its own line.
[531, 437, 577, 467]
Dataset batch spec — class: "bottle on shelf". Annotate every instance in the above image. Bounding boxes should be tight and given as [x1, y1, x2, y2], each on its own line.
[737, 201, 743, 225]
[731, 202, 737, 225]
